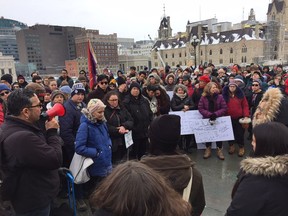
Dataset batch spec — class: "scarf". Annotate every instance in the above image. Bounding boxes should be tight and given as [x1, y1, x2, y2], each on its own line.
[176, 92, 187, 100]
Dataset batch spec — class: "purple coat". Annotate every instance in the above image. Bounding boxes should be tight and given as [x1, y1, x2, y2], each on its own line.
[198, 94, 227, 118]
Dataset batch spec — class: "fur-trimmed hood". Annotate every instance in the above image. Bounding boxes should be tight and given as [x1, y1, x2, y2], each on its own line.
[241, 155, 288, 177]
[252, 88, 283, 127]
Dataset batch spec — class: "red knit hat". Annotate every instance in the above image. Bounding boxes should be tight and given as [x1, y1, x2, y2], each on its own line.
[199, 75, 210, 83]
[232, 65, 239, 72]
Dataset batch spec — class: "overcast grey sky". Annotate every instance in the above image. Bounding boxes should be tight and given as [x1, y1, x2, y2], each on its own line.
[2, 0, 271, 41]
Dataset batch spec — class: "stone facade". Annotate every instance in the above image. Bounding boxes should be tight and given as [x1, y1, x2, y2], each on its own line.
[0, 52, 16, 80]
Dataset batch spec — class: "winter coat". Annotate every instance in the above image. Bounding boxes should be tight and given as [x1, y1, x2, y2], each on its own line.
[57, 76, 74, 88]
[104, 105, 134, 152]
[0, 116, 62, 213]
[75, 115, 112, 177]
[123, 94, 153, 139]
[185, 83, 194, 97]
[247, 90, 263, 116]
[226, 155, 288, 216]
[198, 94, 227, 118]
[141, 154, 205, 216]
[59, 99, 85, 166]
[222, 86, 249, 119]
[253, 88, 288, 127]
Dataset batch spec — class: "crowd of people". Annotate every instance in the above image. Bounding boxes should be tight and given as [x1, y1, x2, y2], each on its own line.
[0, 62, 288, 216]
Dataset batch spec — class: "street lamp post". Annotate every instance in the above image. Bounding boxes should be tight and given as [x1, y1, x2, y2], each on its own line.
[191, 35, 200, 68]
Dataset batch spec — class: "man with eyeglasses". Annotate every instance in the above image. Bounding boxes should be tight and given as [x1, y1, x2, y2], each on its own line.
[0, 88, 62, 216]
[57, 69, 74, 88]
[87, 74, 110, 102]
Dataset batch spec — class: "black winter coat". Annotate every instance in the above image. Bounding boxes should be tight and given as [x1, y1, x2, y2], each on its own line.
[226, 155, 288, 216]
[87, 86, 110, 102]
[104, 105, 134, 151]
[0, 116, 62, 214]
[123, 94, 153, 139]
[171, 94, 194, 111]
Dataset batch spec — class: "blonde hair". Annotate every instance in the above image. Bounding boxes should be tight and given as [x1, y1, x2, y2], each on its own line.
[202, 82, 218, 97]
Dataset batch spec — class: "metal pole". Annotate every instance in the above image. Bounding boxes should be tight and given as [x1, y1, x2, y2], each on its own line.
[194, 45, 197, 68]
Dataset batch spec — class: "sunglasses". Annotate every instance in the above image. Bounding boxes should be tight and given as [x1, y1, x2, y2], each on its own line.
[0, 91, 10, 96]
[252, 84, 259, 87]
[100, 82, 108, 85]
[28, 103, 43, 109]
[108, 99, 118, 102]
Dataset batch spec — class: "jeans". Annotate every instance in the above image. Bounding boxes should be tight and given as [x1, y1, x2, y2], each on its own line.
[15, 204, 50, 216]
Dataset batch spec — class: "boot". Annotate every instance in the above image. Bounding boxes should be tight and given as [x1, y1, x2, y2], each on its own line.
[203, 146, 211, 159]
[238, 147, 245, 157]
[228, 144, 235, 154]
[217, 147, 225, 160]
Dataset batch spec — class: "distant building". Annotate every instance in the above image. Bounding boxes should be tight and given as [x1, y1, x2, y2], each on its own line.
[16, 24, 85, 74]
[0, 52, 16, 81]
[118, 55, 151, 72]
[75, 30, 118, 72]
[264, 0, 288, 65]
[0, 17, 28, 61]
[151, 9, 265, 68]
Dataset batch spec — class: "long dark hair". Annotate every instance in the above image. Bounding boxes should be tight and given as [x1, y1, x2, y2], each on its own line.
[253, 122, 288, 157]
[90, 161, 192, 216]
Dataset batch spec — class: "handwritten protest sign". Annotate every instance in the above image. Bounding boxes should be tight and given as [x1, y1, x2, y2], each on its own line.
[169, 111, 234, 144]
[190, 116, 234, 143]
[169, 110, 203, 135]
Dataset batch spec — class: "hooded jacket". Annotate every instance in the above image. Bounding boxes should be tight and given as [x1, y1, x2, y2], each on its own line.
[140, 154, 205, 216]
[226, 155, 288, 216]
[253, 88, 288, 127]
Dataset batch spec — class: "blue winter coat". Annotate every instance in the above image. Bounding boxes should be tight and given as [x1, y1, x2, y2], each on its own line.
[75, 115, 112, 177]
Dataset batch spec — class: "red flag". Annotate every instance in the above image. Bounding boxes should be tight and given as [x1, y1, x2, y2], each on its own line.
[87, 40, 97, 89]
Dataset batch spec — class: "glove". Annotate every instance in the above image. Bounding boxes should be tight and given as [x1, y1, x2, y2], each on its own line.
[210, 113, 217, 121]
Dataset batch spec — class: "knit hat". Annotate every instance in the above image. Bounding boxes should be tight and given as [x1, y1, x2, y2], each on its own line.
[97, 74, 108, 82]
[1, 74, 13, 85]
[234, 75, 244, 83]
[117, 76, 126, 86]
[253, 71, 262, 77]
[199, 75, 210, 83]
[149, 114, 181, 153]
[71, 83, 85, 97]
[253, 79, 262, 87]
[60, 85, 72, 95]
[228, 81, 238, 87]
[17, 75, 25, 80]
[129, 82, 141, 92]
[183, 75, 191, 81]
[0, 83, 11, 92]
[51, 90, 65, 101]
[232, 65, 239, 72]
[87, 98, 106, 114]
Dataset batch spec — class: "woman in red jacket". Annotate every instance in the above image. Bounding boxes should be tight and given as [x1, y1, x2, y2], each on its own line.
[222, 81, 250, 157]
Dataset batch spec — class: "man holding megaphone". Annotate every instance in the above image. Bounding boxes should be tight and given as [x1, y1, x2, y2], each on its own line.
[0, 88, 63, 215]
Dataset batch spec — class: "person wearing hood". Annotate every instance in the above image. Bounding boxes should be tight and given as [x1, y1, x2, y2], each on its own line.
[140, 114, 205, 216]
[226, 122, 288, 216]
[17, 75, 28, 88]
[123, 82, 153, 159]
[253, 87, 288, 127]
[142, 84, 158, 118]
[75, 98, 112, 196]
[165, 73, 176, 91]
[222, 82, 249, 157]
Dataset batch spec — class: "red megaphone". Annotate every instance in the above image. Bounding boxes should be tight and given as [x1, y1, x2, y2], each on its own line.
[41, 103, 66, 120]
